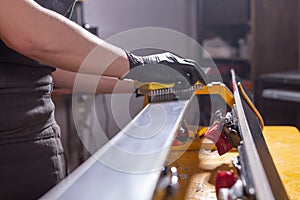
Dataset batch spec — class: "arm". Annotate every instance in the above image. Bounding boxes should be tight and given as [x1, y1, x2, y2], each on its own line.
[0, 0, 206, 87]
[52, 69, 135, 94]
[0, 0, 129, 78]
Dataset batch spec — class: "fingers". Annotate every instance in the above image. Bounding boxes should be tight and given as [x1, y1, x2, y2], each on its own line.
[183, 59, 208, 84]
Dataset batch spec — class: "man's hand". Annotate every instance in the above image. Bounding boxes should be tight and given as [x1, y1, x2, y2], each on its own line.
[124, 51, 208, 88]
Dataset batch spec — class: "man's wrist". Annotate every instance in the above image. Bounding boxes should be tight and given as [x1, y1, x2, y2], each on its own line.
[125, 50, 144, 70]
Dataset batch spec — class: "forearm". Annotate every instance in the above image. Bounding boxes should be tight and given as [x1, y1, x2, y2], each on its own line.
[52, 69, 135, 94]
[0, 0, 129, 78]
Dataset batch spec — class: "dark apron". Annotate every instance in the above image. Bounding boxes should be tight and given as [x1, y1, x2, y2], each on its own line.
[0, 0, 75, 199]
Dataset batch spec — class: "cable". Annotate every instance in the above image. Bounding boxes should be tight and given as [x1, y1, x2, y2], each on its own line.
[238, 82, 264, 130]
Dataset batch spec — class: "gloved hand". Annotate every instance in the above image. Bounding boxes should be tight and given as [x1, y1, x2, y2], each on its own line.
[124, 51, 208, 88]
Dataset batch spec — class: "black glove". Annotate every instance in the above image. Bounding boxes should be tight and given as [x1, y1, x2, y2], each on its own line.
[124, 51, 208, 88]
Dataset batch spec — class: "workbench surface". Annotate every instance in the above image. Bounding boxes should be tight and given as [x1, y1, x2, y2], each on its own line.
[153, 126, 300, 200]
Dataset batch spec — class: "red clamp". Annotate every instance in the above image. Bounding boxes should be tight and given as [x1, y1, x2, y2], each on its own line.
[205, 119, 233, 155]
[215, 170, 238, 198]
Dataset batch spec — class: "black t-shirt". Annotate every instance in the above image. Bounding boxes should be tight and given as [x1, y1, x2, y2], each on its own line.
[0, 0, 76, 140]
[0, 0, 76, 70]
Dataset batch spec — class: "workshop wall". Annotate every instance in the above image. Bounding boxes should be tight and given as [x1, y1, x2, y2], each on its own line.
[83, 0, 199, 40]
[251, 0, 300, 129]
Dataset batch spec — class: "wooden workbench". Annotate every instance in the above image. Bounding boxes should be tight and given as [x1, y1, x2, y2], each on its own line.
[153, 126, 300, 200]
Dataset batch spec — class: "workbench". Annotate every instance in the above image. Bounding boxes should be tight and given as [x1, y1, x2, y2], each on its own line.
[153, 126, 300, 200]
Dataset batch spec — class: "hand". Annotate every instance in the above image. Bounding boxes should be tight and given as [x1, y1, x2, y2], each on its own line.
[124, 51, 208, 88]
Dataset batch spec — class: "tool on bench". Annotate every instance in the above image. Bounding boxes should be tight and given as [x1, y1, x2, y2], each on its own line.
[135, 69, 287, 200]
[135, 80, 237, 152]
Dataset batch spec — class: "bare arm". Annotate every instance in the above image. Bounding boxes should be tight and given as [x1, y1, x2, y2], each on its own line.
[0, 0, 129, 78]
[52, 69, 135, 94]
